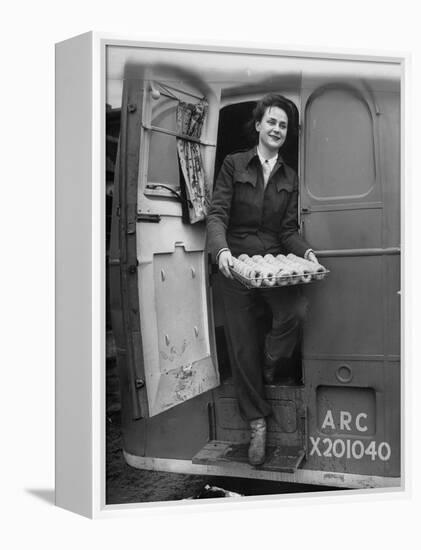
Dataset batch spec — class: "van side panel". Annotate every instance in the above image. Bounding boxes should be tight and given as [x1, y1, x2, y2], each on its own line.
[301, 80, 400, 478]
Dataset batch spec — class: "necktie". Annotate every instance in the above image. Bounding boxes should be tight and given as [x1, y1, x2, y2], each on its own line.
[262, 160, 271, 188]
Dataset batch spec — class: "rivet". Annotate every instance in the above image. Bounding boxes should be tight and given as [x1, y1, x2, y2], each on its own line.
[165, 334, 170, 346]
[127, 103, 137, 113]
[150, 88, 161, 100]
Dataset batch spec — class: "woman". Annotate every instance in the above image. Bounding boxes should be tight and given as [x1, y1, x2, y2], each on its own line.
[206, 93, 318, 466]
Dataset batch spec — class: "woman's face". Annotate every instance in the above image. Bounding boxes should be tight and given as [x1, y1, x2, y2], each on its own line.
[255, 106, 288, 153]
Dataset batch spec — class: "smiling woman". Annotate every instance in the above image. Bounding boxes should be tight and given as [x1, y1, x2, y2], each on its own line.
[206, 93, 319, 466]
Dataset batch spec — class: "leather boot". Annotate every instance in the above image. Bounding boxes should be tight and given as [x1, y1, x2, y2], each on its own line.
[248, 418, 266, 466]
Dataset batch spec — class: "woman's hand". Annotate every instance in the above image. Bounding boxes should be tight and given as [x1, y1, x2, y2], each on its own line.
[306, 251, 319, 264]
[218, 250, 234, 279]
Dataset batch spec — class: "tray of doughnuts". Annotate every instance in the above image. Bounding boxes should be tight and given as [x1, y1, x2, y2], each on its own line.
[229, 253, 329, 288]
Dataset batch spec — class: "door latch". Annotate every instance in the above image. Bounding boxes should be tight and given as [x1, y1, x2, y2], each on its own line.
[137, 212, 161, 223]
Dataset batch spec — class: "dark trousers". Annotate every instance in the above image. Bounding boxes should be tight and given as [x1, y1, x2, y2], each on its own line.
[220, 276, 306, 421]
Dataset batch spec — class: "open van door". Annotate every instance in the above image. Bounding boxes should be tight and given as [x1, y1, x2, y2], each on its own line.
[110, 69, 221, 419]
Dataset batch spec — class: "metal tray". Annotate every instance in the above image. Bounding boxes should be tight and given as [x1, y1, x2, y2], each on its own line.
[229, 266, 329, 289]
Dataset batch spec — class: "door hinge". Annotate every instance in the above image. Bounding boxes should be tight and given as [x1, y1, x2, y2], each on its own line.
[128, 261, 139, 274]
[127, 221, 136, 234]
[135, 378, 145, 389]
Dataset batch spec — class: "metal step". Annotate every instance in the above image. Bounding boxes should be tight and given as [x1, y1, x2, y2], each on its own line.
[193, 440, 305, 473]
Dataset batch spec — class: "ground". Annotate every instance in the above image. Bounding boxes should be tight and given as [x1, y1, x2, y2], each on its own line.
[106, 409, 213, 504]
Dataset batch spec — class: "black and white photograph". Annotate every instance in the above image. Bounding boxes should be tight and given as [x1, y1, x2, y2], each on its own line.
[104, 41, 401, 505]
[7, 0, 421, 544]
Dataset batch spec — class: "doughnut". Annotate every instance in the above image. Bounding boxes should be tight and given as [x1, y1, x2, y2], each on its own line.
[249, 268, 262, 288]
[263, 254, 291, 285]
[287, 253, 327, 280]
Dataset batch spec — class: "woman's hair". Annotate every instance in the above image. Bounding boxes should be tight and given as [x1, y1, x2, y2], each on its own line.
[245, 93, 298, 145]
[252, 93, 294, 124]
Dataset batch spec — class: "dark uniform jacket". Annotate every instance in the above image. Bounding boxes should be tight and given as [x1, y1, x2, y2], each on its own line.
[207, 147, 311, 261]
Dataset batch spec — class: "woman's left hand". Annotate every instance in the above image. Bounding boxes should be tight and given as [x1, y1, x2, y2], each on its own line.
[307, 251, 319, 264]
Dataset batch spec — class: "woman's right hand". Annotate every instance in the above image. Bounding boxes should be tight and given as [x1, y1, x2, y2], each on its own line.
[218, 250, 234, 279]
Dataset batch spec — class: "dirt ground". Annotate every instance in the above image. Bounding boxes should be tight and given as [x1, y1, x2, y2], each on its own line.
[106, 354, 335, 505]
[106, 409, 212, 504]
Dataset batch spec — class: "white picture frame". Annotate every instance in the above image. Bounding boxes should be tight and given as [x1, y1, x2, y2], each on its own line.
[55, 32, 407, 518]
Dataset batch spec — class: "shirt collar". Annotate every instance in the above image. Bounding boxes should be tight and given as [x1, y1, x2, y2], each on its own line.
[257, 147, 278, 170]
[246, 146, 284, 169]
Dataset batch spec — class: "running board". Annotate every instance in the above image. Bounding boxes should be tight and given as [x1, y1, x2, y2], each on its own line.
[192, 440, 305, 473]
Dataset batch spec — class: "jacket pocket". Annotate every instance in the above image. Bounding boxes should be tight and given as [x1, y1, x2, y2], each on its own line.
[234, 169, 257, 187]
[276, 179, 294, 193]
